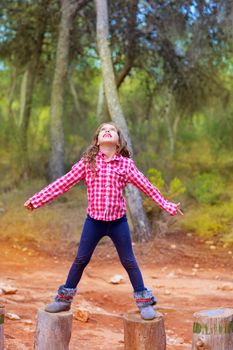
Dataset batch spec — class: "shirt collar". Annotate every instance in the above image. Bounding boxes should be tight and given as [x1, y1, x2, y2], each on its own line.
[98, 149, 121, 162]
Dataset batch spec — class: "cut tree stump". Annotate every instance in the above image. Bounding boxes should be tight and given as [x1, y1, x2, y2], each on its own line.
[0, 305, 4, 350]
[192, 308, 233, 350]
[34, 309, 73, 350]
[123, 311, 166, 350]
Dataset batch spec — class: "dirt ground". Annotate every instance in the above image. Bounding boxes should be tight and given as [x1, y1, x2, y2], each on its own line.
[1, 231, 233, 350]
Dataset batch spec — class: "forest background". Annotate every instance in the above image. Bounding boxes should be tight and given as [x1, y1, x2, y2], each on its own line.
[1, 0, 233, 251]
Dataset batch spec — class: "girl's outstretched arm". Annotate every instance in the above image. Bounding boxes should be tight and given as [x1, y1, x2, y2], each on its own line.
[24, 158, 86, 210]
[127, 159, 179, 216]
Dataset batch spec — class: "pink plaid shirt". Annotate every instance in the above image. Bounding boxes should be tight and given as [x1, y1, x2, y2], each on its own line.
[28, 150, 177, 220]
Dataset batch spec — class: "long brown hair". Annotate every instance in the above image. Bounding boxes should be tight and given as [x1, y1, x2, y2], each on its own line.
[82, 122, 131, 172]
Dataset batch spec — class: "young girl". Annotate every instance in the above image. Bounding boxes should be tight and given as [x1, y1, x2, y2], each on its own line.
[24, 122, 183, 320]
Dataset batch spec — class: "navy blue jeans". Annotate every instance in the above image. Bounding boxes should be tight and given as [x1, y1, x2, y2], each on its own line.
[64, 214, 146, 292]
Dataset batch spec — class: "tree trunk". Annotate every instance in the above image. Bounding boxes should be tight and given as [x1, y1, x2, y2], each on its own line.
[69, 74, 84, 119]
[163, 88, 176, 155]
[49, 0, 75, 180]
[34, 309, 73, 350]
[6, 66, 17, 144]
[48, 0, 88, 180]
[163, 81, 181, 156]
[0, 305, 4, 350]
[19, 66, 36, 176]
[18, 1, 49, 178]
[96, 1, 137, 123]
[192, 308, 233, 350]
[95, 0, 151, 242]
[96, 79, 109, 122]
[123, 311, 166, 350]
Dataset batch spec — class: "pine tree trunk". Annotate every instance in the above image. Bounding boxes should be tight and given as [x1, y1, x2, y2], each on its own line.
[18, 2, 48, 178]
[48, 0, 74, 180]
[95, 0, 151, 241]
[69, 75, 83, 119]
[48, 0, 88, 180]
[7, 66, 17, 144]
[19, 66, 36, 177]
[96, 79, 109, 122]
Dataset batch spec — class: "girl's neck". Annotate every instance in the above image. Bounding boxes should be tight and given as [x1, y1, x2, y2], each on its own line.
[99, 145, 117, 161]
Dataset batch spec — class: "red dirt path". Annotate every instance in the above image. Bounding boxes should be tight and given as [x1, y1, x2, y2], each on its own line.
[1, 231, 233, 350]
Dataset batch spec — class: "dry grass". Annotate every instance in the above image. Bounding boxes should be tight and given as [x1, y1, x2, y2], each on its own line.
[0, 180, 89, 255]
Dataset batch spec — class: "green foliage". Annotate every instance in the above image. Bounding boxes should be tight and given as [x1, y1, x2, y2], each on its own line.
[187, 173, 224, 204]
[169, 177, 186, 200]
[147, 168, 185, 199]
[147, 168, 165, 192]
[143, 167, 185, 219]
[182, 201, 233, 244]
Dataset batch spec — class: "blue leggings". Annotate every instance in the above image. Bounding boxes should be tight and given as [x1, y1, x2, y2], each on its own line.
[64, 214, 146, 292]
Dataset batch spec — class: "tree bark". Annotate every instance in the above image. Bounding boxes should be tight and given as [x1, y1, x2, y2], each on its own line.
[48, 0, 89, 180]
[163, 88, 175, 154]
[123, 311, 166, 350]
[49, 0, 76, 180]
[7, 65, 17, 133]
[19, 66, 36, 176]
[163, 81, 181, 156]
[97, 1, 137, 122]
[0, 305, 4, 350]
[96, 79, 109, 122]
[34, 309, 73, 350]
[19, 5, 47, 178]
[192, 308, 233, 350]
[69, 74, 84, 119]
[95, 0, 151, 241]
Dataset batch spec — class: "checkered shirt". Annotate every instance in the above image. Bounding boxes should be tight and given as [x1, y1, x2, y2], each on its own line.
[28, 150, 177, 220]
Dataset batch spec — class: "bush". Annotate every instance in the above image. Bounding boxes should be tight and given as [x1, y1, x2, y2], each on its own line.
[187, 172, 224, 204]
[182, 200, 233, 244]
[143, 167, 185, 227]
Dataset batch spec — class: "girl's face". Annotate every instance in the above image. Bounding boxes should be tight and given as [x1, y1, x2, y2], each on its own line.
[97, 123, 119, 147]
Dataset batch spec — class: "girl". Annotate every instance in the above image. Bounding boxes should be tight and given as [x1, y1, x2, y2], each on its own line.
[24, 122, 183, 320]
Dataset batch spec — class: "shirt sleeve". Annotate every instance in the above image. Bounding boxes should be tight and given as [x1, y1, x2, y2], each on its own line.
[127, 160, 177, 216]
[28, 158, 86, 209]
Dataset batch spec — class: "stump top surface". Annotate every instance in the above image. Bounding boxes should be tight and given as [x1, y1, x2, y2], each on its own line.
[123, 310, 163, 323]
[194, 308, 233, 318]
[38, 308, 73, 317]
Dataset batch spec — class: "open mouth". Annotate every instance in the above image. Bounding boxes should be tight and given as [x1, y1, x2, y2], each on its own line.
[103, 133, 111, 137]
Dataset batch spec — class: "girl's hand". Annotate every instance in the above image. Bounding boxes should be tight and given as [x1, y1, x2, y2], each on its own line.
[24, 200, 34, 211]
[176, 202, 184, 216]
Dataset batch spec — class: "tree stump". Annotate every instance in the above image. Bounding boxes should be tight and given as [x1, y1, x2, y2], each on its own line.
[123, 311, 166, 350]
[34, 309, 73, 350]
[0, 305, 4, 350]
[192, 308, 233, 350]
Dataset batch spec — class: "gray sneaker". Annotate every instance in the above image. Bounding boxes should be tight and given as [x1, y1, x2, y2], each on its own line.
[140, 305, 156, 320]
[133, 287, 157, 320]
[45, 284, 77, 313]
[45, 301, 71, 313]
